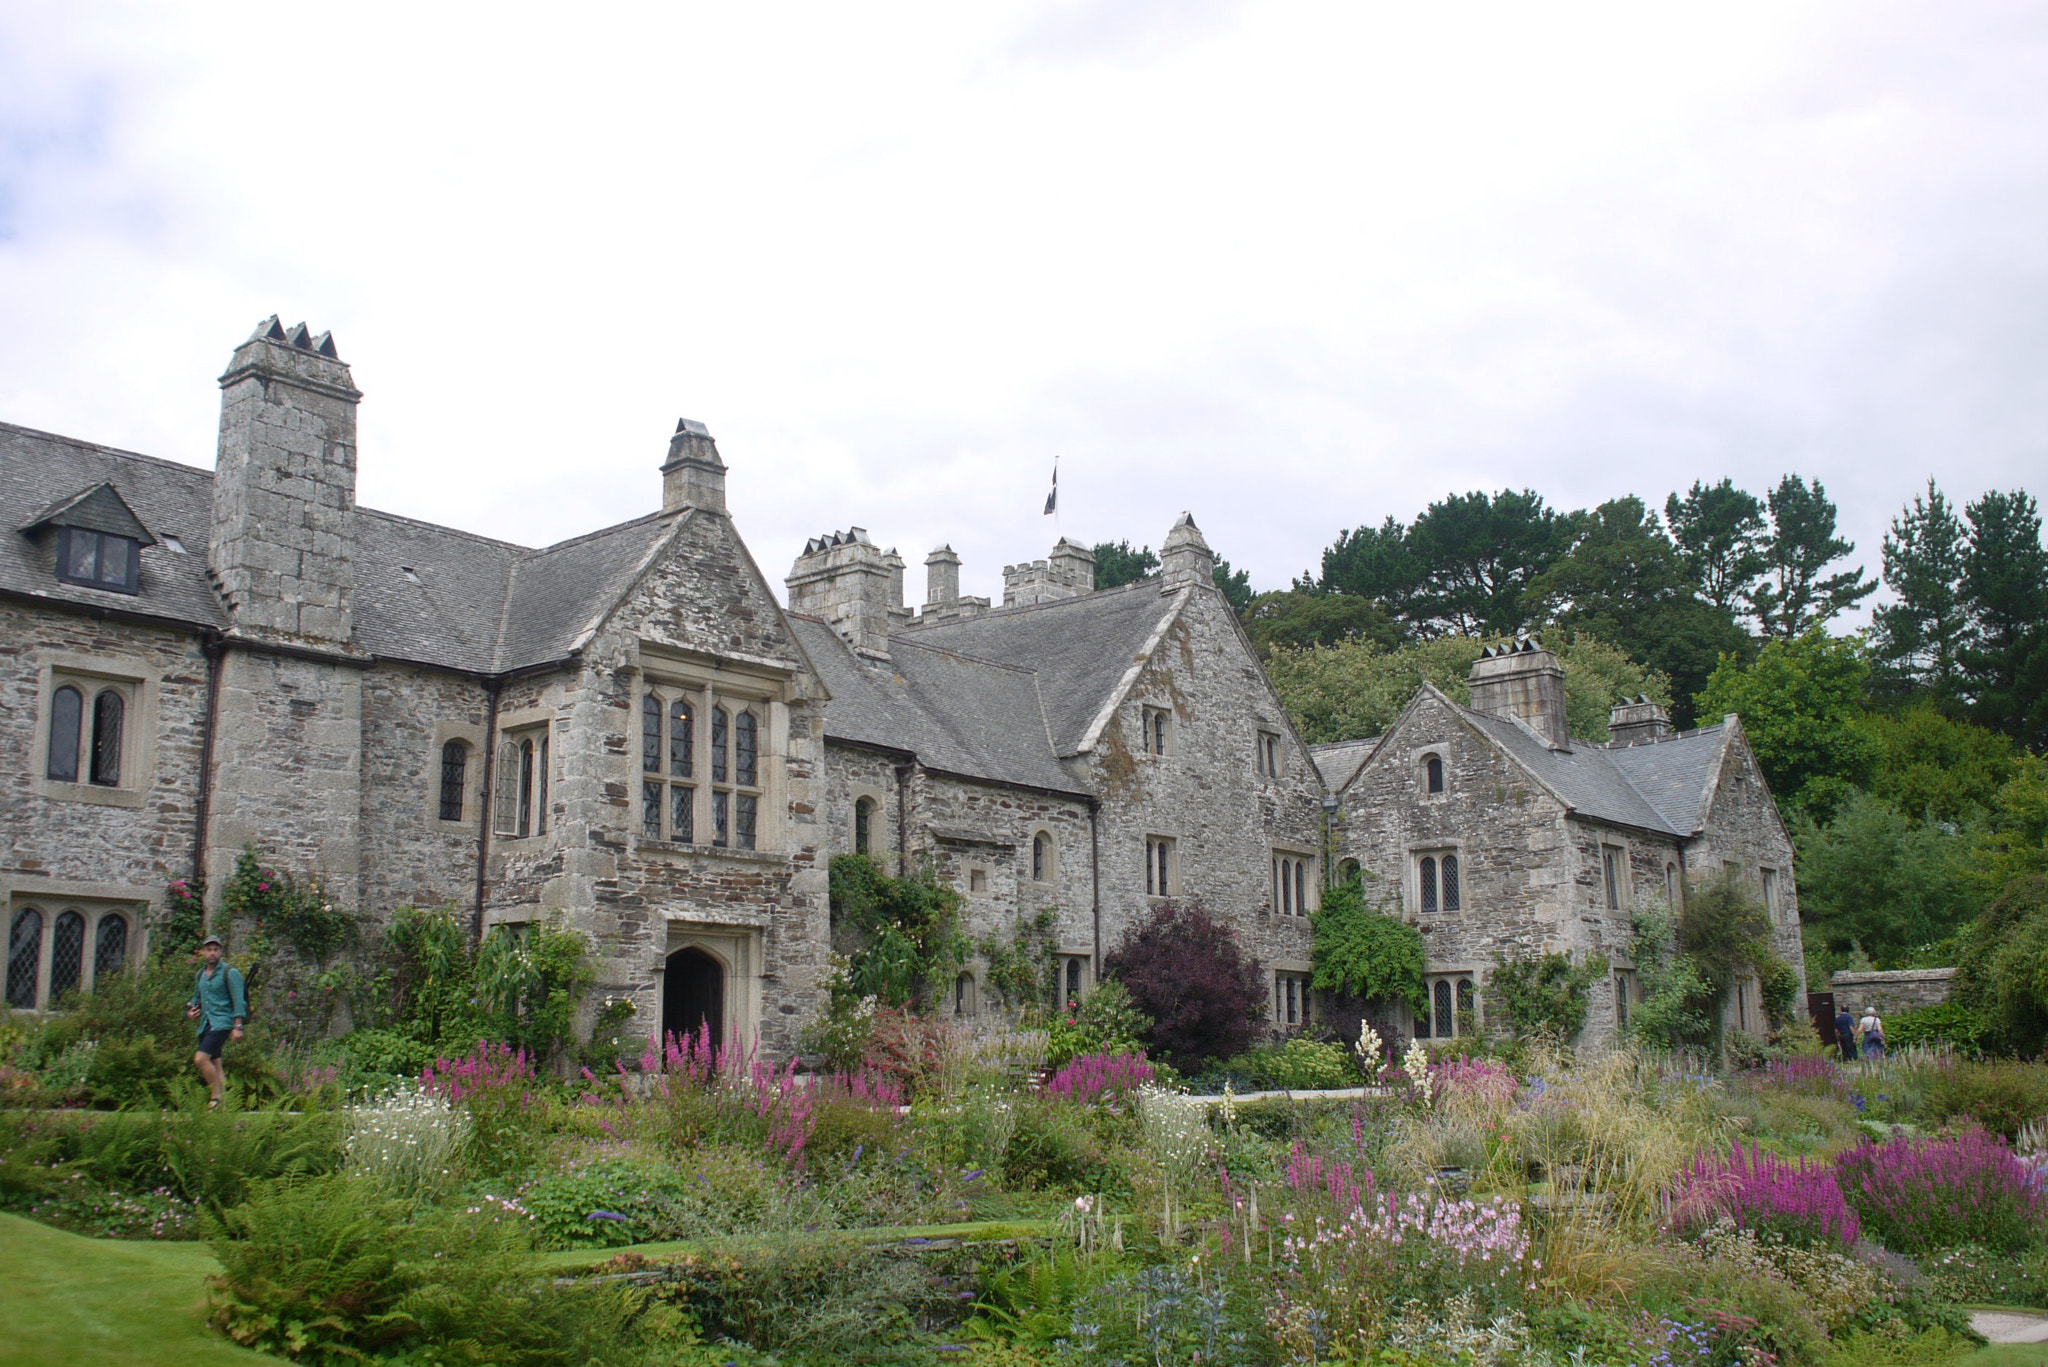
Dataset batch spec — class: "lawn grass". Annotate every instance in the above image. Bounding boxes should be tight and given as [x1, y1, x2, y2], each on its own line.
[1967, 1347, 2048, 1366]
[0, 1213, 263, 1367]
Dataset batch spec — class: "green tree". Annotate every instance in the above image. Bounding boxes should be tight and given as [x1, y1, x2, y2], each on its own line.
[1863, 705, 2015, 824]
[1748, 475, 1876, 639]
[1264, 630, 1669, 745]
[1694, 630, 1878, 818]
[1212, 556, 1253, 614]
[1316, 516, 1424, 621]
[1975, 755, 2048, 898]
[1309, 879, 1425, 1009]
[1241, 589, 1401, 657]
[1872, 479, 1971, 700]
[1960, 488, 2048, 747]
[1405, 489, 1581, 637]
[1092, 540, 1158, 590]
[1954, 874, 2048, 1055]
[1793, 792, 1979, 969]
[1529, 496, 1747, 725]
[1666, 478, 1767, 620]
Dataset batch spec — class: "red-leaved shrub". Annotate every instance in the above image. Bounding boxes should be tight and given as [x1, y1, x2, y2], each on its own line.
[1103, 901, 1266, 1072]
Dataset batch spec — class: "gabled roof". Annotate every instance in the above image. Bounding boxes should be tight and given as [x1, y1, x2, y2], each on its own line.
[891, 580, 1185, 755]
[20, 481, 156, 545]
[0, 419, 682, 675]
[1338, 681, 1736, 838]
[1310, 737, 1379, 790]
[791, 616, 1084, 794]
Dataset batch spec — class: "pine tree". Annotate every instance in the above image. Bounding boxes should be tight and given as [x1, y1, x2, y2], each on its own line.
[1961, 488, 2048, 747]
[1872, 479, 1970, 697]
[1747, 475, 1876, 639]
[1665, 478, 1767, 621]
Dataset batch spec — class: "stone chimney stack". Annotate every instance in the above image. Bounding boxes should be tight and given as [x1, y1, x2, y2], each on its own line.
[210, 317, 360, 645]
[925, 545, 961, 606]
[661, 418, 726, 516]
[1607, 695, 1674, 748]
[787, 528, 900, 658]
[1159, 513, 1215, 591]
[1002, 536, 1097, 607]
[1467, 638, 1571, 750]
[1049, 537, 1096, 594]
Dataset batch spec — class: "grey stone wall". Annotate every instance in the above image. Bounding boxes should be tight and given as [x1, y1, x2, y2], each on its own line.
[1684, 723, 1806, 1027]
[1830, 969, 1954, 1015]
[357, 663, 490, 918]
[1077, 586, 1321, 1017]
[0, 602, 210, 940]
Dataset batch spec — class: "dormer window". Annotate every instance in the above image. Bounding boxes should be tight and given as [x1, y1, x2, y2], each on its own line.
[23, 481, 156, 596]
[57, 528, 141, 593]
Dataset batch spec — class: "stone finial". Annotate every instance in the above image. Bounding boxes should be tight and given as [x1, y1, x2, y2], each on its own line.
[1159, 512, 1214, 590]
[662, 418, 725, 516]
[1468, 636, 1570, 750]
[925, 545, 961, 605]
[1607, 695, 1673, 747]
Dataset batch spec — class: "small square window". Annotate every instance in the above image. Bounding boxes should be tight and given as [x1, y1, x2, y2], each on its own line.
[968, 867, 988, 894]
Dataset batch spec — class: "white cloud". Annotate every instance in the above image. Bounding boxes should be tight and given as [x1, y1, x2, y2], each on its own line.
[2, 1, 2044, 614]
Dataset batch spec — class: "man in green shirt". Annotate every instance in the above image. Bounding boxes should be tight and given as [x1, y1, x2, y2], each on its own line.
[186, 935, 247, 1108]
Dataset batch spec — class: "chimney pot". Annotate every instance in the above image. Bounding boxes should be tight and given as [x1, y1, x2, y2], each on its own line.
[662, 418, 726, 515]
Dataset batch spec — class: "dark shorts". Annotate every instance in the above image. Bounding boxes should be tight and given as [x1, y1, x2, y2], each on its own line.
[196, 1027, 232, 1059]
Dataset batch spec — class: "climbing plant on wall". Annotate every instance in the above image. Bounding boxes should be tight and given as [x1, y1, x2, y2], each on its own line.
[1309, 878, 1426, 1010]
[827, 853, 968, 1010]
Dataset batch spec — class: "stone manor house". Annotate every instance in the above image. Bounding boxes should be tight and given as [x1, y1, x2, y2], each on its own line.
[2, 320, 1798, 1055]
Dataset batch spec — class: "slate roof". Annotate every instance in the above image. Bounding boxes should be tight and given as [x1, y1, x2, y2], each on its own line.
[1, 420, 671, 675]
[790, 616, 1084, 794]
[1309, 738, 1378, 791]
[1334, 685, 1732, 837]
[890, 581, 1182, 754]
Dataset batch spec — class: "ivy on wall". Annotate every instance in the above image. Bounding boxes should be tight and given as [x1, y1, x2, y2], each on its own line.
[1309, 878, 1426, 1010]
[827, 854, 967, 1010]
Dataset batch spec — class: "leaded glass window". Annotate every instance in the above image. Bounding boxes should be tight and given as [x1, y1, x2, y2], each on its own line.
[711, 708, 728, 784]
[713, 790, 729, 847]
[734, 711, 757, 786]
[94, 915, 127, 981]
[1440, 854, 1459, 911]
[669, 699, 693, 777]
[517, 740, 534, 838]
[854, 797, 873, 854]
[1419, 856, 1438, 913]
[47, 685, 82, 782]
[439, 741, 467, 822]
[1433, 979, 1454, 1038]
[642, 695, 661, 773]
[670, 784, 694, 843]
[7, 909, 41, 1008]
[49, 911, 84, 1000]
[643, 781, 662, 840]
[735, 794, 757, 851]
[89, 690, 123, 786]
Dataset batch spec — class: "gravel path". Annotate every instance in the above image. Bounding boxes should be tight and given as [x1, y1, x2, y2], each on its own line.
[1971, 1310, 2048, 1344]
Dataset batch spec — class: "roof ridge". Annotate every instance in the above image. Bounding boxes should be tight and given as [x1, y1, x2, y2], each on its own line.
[0, 421, 215, 481]
[524, 510, 665, 557]
[356, 505, 532, 553]
[904, 577, 1161, 629]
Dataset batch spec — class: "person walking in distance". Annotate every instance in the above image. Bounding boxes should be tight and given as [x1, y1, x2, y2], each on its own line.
[1834, 1004, 1858, 1064]
[187, 935, 247, 1108]
[1858, 1005, 1886, 1062]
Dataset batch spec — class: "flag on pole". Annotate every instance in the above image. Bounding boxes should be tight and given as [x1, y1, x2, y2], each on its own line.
[1043, 460, 1058, 515]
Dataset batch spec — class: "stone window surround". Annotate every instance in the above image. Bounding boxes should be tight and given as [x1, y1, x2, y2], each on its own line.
[429, 719, 487, 829]
[1056, 952, 1091, 1004]
[1140, 705, 1173, 758]
[1415, 968, 1480, 1039]
[1272, 958, 1313, 1027]
[4, 878, 152, 1012]
[1407, 839, 1466, 915]
[1600, 840, 1630, 912]
[1143, 834, 1178, 899]
[493, 709, 555, 842]
[849, 786, 888, 856]
[1410, 742, 1450, 801]
[631, 651, 791, 857]
[962, 862, 992, 896]
[1256, 728, 1282, 779]
[1028, 826, 1057, 883]
[30, 652, 160, 810]
[1270, 846, 1318, 917]
[952, 969, 979, 1017]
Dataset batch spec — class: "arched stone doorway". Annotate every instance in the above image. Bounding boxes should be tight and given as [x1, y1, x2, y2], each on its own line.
[663, 946, 725, 1049]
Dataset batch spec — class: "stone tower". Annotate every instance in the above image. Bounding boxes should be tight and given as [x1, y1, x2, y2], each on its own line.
[1468, 639, 1570, 749]
[209, 317, 361, 645]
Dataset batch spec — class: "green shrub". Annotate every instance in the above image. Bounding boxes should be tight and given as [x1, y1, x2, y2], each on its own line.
[208, 1174, 681, 1366]
[658, 1235, 937, 1355]
[1921, 1243, 2048, 1308]
[519, 1148, 812, 1251]
[1003, 1095, 1114, 1192]
[154, 1087, 343, 1212]
[1886, 1002, 1993, 1053]
[1820, 1324, 1974, 1367]
[1230, 1038, 1355, 1091]
[1042, 979, 1151, 1067]
[828, 854, 968, 1011]
[1487, 950, 1608, 1043]
[1919, 1060, 2048, 1140]
[1309, 879, 1424, 1010]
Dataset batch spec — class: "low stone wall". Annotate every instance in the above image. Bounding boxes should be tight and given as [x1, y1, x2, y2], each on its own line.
[1830, 968, 1955, 1015]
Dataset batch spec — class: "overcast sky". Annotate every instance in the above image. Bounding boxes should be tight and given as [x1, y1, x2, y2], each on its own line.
[3, 3, 2044, 616]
